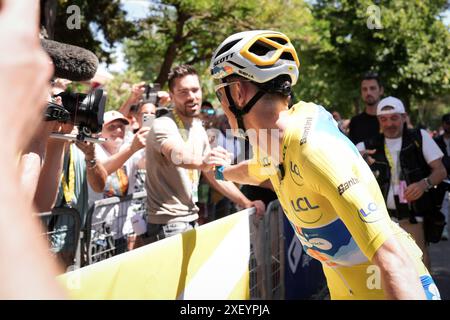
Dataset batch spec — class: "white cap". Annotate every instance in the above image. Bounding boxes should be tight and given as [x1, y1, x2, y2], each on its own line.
[376, 96, 405, 116]
[103, 110, 129, 126]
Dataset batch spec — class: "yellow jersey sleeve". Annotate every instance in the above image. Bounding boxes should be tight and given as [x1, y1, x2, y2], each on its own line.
[302, 137, 395, 260]
[247, 145, 274, 184]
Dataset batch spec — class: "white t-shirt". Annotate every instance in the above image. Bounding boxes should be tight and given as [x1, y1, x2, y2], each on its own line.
[356, 129, 443, 209]
[88, 143, 142, 239]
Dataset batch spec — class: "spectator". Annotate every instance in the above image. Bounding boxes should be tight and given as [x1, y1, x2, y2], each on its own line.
[331, 110, 347, 135]
[88, 111, 149, 252]
[348, 72, 384, 144]
[144, 64, 264, 242]
[357, 97, 447, 269]
[433, 113, 450, 240]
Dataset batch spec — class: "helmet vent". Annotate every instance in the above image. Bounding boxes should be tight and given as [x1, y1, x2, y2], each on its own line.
[267, 37, 288, 45]
[279, 52, 295, 61]
[248, 40, 275, 56]
[215, 39, 241, 58]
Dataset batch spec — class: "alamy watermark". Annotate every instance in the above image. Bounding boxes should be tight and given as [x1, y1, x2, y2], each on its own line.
[366, 5, 383, 30]
[66, 5, 81, 30]
[366, 265, 382, 290]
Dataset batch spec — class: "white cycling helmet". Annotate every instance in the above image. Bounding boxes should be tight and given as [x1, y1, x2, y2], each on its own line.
[210, 30, 300, 86]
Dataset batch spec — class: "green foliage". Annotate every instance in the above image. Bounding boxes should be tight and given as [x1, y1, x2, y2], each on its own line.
[50, 0, 449, 128]
[102, 69, 145, 111]
[124, 0, 316, 88]
[53, 0, 137, 64]
[299, 0, 450, 124]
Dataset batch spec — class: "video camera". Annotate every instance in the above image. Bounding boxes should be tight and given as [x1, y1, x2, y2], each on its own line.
[45, 88, 106, 142]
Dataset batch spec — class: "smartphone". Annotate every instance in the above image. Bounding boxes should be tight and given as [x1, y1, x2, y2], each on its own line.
[142, 113, 155, 129]
[144, 83, 161, 105]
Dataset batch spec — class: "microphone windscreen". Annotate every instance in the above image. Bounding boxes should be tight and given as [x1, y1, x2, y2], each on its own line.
[41, 39, 99, 81]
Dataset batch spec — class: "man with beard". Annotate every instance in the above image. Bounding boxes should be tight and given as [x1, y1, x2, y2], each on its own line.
[357, 97, 446, 269]
[144, 65, 264, 242]
[348, 72, 384, 144]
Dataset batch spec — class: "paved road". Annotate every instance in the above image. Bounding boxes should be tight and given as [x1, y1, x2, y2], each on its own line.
[429, 224, 450, 300]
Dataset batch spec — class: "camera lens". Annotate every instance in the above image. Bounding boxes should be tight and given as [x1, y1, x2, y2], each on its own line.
[56, 89, 106, 134]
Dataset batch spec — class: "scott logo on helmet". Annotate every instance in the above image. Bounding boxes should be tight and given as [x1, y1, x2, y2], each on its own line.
[213, 53, 235, 66]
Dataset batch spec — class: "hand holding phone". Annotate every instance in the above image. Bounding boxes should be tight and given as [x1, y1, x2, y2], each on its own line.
[142, 113, 155, 129]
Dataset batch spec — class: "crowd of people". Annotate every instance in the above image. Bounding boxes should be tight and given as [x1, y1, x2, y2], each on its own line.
[1, 0, 448, 300]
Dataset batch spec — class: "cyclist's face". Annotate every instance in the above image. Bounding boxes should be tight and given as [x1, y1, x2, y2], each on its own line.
[378, 113, 405, 138]
[215, 81, 244, 134]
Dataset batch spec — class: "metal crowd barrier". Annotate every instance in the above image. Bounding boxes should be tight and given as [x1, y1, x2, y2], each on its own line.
[38, 207, 82, 269]
[40, 195, 287, 299]
[83, 191, 147, 266]
[249, 200, 285, 300]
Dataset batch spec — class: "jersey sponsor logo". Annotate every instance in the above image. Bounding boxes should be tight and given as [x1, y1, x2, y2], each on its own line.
[300, 117, 313, 145]
[358, 202, 383, 223]
[213, 52, 235, 66]
[307, 238, 333, 250]
[290, 197, 319, 212]
[293, 218, 368, 267]
[337, 177, 359, 195]
[289, 161, 304, 186]
[290, 197, 322, 224]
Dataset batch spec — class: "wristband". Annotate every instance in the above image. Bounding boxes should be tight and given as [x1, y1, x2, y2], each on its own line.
[215, 165, 225, 181]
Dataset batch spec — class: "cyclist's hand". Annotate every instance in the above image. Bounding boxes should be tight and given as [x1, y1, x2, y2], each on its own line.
[202, 146, 232, 172]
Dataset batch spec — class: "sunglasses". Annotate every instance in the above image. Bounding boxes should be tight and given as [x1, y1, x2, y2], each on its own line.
[201, 109, 216, 116]
[214, 81, 241, 102]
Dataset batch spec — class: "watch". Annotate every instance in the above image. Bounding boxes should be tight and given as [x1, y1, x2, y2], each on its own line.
[215, 165, 225, 181]
[423, 177, 433, 191]
[86, 158, 97, 168]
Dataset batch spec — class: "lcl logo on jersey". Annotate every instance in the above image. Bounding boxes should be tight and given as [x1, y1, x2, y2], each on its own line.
[358, 202, 383, 223]
[290, 197, 322, 224]
[290, 197, 319, 212]
[289, 161, 304, 186]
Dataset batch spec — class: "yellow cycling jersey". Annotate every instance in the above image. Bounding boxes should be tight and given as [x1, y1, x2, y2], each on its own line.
[248, 101, 429, 299]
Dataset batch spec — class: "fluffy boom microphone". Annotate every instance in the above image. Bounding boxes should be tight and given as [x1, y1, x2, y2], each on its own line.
[41, 39, 99, 81]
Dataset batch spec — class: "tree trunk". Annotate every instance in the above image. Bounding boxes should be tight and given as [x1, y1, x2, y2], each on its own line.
[40, 0, 57, 39]
[154, 11, 190, 87]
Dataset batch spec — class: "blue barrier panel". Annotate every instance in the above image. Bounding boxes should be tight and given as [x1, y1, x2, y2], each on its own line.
[283, 215, 328, 299]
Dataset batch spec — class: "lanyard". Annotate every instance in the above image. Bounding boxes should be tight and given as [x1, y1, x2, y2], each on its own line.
[172, 109, 189, 141]
[61, 144, 75, 204]
[172, 110, 199, 191]
[384, 142, 399, 185]
[104, 166, 129, 197]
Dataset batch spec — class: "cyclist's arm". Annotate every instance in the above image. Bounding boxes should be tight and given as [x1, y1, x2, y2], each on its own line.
[372, 237, 426, 299]
[223, 160, 271, 186]
[304, 141, 426, 299]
